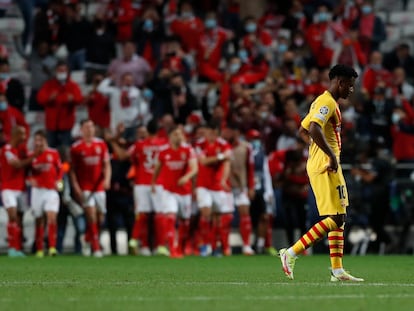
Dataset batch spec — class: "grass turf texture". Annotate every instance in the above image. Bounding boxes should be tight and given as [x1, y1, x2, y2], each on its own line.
[0, 255, 412, 311]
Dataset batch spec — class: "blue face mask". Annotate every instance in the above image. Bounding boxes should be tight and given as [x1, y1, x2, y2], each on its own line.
[245, 23, 257, 33]
[142, 88, 153, 101]
[294, 12, 304, 19]
[0, 73, 9, 80]
[251, 139, 261, 150]
[205, 18, 217, 29]
[361, 5, 372, 15]
[229, 63, 241, 74]
[143, 19, 154, 31]
[0, 101, 7, 111]
[317, 12, 329, 22]
[278, 43, 288, 53]
[238, 49, 249, 62]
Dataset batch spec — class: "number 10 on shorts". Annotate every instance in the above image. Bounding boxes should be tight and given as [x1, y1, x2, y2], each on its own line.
[336, 185, 346, 199]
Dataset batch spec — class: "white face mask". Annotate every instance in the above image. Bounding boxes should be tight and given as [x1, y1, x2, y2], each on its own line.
[56, 72, 68, 82]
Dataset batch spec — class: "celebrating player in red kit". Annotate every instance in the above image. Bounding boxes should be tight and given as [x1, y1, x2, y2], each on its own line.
[194, 122, 234, 257]
[0, 126, 36, 257]
[152, 126, 198, 258]
[30, 130, 62, 257]
[70, 119, 111, 258]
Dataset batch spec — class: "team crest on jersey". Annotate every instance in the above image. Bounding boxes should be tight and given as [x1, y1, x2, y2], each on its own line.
[181, 152, 186, 160]
[95, 146, 101, 154]
[47, 154, 52, 162]
[319, 106, 329, 115]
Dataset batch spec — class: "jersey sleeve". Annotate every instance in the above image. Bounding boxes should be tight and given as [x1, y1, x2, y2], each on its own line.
[301, 95, 336, 130]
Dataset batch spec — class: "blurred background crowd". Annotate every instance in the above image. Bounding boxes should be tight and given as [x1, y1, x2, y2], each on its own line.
[0, 0, 414, 256]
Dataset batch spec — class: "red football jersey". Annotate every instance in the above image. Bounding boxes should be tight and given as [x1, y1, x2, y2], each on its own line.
[31, 148, 62, 190]
[194, 137, 231, 191]
[70, 138, 109, 191]
[157, 143, 196, 195]
[0, 144, 27, 191]
[128, 136, 168, 185]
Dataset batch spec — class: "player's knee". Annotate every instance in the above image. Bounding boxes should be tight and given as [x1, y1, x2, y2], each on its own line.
[330, 214, 345, 228]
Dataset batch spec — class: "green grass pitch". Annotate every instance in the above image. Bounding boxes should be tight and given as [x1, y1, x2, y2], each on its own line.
[0, 255, 413, 311]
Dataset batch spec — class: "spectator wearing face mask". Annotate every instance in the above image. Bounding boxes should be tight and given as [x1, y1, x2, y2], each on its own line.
[134, 7, 165, 70]
[0, 86, 29, 143]
[98, 72, 152, 141]
[37, 61, 83, 148]
[361, 51, 392, 99]
[197, 11, 233, 82]
[0, 59, 26, 112]
[170, 1, 204, 52]
[305, 5, 344, 68]
[352, 1, 386, 58]
[241, 16, 272, 59]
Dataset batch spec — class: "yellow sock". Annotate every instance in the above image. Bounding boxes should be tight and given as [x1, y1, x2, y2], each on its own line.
[329, 228, 344, 270]
[292, 217, 338, 255]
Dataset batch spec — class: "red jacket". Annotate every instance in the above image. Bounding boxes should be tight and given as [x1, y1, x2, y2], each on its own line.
[0, 106, 29, 141]
[86, 91, 110, 129]
[170, 17, 204, 51]
[197, 28, 229, 69]
[362, 67, 392, 97]
[37, 79, 83, 131]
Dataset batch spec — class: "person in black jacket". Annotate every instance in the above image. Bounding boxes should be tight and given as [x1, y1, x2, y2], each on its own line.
[0, 59, 25, 112]
[383, 43, 414, 83]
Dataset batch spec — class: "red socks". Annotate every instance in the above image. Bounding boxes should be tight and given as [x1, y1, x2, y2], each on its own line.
[89, 222, 100, 251]
[165, 214, 177, 251]
[48, 223, 57, 249]
[7, 222, 21, 250]
[178, 219, 190, 253]
[219, 214, 233, 254]
[265, 215, 273, 248]
[199, 216, 211, 246]
[154, 213, 166, 248]
[239, 214, 252, 247]
[131, 213, 150, 248]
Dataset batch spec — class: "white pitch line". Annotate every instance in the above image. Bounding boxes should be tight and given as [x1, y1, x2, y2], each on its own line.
[0, 281, 414, 287]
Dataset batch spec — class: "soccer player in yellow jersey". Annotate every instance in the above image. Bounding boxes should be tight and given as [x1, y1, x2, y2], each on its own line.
[279, 64, 364, 282]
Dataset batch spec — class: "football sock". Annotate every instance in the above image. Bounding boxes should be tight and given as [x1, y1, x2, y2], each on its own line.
[210, 219, 220, 251]
[137, 213, 149, 248]
[35, 224, 44, 251]
[239, 214, 252, 247]
[265, 215, 273, 248]
[89, 222, 100, 251]
[166, 214, 177, 251]
[199, 216, 211, 246]
[219, 214, 233, 253]
[329, 227, 345, 271]
[154, 213, 166, 247]
[48, 223, 57, 249]
[178, 219, 190, 252]
[291, 217, 338, 256]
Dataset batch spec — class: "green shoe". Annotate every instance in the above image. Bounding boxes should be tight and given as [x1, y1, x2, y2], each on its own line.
[279, 248, 297, 280]
[35, 250, 44, 258]
[155, 246, 170, 257]
[8, 248, 26, 258]
[128, 239, 139, 255]
[266, 247, 278, 256]
[48, 247, 57, 256]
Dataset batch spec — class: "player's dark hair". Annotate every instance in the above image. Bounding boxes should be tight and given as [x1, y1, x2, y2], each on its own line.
[146, 119, 159, 135]
[328, 64, 358, 80]
[34, 129, 47, 139]
[80, 119, 93, 127]
[206, 120, 221, 131]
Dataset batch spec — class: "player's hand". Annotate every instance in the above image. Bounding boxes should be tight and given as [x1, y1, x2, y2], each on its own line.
[327, 155, 338, 173]
[248, 188, 256, 200]
[220, 180, 230, 192]
[67, 93, 74, 102]
[73, 185, 83, 204]
[151, 184, 156, 193]
[49, 91, 58, 101]
[103, 179, 111, 190]
[177, 176, 188, 186]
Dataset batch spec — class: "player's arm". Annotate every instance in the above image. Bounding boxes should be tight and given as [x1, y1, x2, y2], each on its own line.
[151, 159, 162, 192]
[298, 126, 311, 144]
[103, 157, 112, 190]
[109, 139, 131, 161]
[220, 159, 231, 191]
[6, 151, 37, 169]
[199, 149, 231, 166]
[246, 145, 255, 199]
[308, 122, 338, 172]
[178, 157, 198, 186]
[69, 152, 82, 201]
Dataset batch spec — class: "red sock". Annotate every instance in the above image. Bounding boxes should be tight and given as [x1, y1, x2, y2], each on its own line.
[89, 222, 100, 251]
[219, 214, 233, 253]
[137, 213, 149, 247]
[48, 223, 57, 249]
[85, 224, 92, 243]
[154, 213, 166, 248]
[131, 215, 140, 240]
[178, 219, 190, 253]
[239, 214, 252, 247]
[35, 224, 44, 251]
[8, 222, 22, 250]
[16, 225, 22, 250]
[165, 214, 177, 251]
[265, 215, 273, 248]
[210, 220, 219, 251]
[199, 216, 211, 246]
